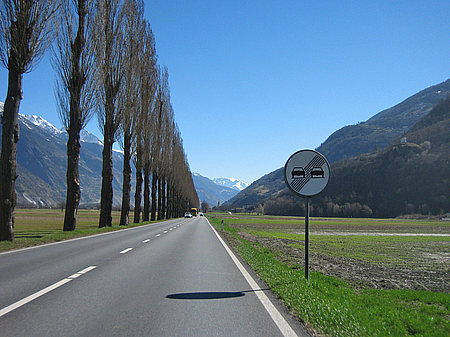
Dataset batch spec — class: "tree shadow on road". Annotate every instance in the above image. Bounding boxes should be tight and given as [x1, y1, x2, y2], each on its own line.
[166, 289, 269, 300]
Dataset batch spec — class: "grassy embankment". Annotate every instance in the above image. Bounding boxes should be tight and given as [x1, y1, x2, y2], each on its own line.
[207, 213, 449, 337]
[0, 208, 156, 252]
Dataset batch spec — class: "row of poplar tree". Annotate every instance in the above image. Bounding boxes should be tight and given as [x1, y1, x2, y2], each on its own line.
[0, 0, 199, 241]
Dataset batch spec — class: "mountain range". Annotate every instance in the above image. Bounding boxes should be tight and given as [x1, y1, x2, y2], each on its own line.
[213, 177, 249, 191]
[0, 102, 246, 208]
[316, 79, 450, 163]
[192, 173, 248, 207]
[0, 103, 126, 208]
[225, 79, 450, 217]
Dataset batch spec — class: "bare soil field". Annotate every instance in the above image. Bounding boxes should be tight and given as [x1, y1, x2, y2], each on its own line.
[218, 215, 450, 293]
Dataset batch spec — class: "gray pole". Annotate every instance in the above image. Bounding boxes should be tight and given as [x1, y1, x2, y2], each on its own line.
[305, 197, 310, 280]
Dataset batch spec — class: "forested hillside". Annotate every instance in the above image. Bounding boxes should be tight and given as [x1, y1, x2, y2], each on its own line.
[225, 82, 450, 217]
[316, 79, 450, 163]
[260, 96, 450, 217]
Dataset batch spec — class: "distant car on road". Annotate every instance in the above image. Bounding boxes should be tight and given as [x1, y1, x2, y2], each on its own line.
[199, 212, 204, 216]
[291, 167, 306, 179]
[311, 167, 325, 178]
[184, 212, 192, 218]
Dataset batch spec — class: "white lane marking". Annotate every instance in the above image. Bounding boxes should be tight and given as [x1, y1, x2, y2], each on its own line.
[155, 234, 161, 237]
[164, 231, 168, 233]
[68, 273, 82, 279]
[78, 266, 97, 274]
[0, 266, 96, 318]
[120, 248, 133, 254]
[143, 239, 150, 243]
[0, 219, 174, 256]
[206, 219, 298, 337]
[169, 228, 173, 231]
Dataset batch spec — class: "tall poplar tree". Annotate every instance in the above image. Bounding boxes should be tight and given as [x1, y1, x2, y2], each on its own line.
[53, 0, 96, 231]
[95, 0, 126, 228]
[0, 1, 60, 241]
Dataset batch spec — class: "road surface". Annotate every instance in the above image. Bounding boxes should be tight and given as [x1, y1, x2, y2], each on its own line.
[0, 216, 310, 336]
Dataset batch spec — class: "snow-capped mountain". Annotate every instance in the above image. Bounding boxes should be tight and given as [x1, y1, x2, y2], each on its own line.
[21, 114, 103, 145]
[192, 173, 239, 206]
[0, 102, 127, 207]
[213, 177, 249, 191]
[80, 129, 103, 145]
[21, 114, 62, 137]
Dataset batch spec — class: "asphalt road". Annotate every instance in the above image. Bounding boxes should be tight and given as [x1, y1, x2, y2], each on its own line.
[0, 216, 310, 336]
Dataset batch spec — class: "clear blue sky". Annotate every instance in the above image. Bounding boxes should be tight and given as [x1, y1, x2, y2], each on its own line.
[1, 0, 449, 184]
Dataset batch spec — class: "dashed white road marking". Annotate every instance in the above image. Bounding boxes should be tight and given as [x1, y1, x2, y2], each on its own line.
[143, 239, 150, 243]
[155, 234, 161, 237]
[78, 266, 97, 274]
[164, 231, 168, 233]
[68, 273, 82, 279]
[0, 266, 97, 318]
[120, 248, 133, 254]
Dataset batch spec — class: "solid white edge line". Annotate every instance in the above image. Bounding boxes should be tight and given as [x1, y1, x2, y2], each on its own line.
[0, 265, 97, 318]
[206, 218, 298, 337]
[120, 248, 133, 254]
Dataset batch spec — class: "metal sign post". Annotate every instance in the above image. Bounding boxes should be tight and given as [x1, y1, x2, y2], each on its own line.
[305, 197, 310, 279]
[284, 150, 330, 280]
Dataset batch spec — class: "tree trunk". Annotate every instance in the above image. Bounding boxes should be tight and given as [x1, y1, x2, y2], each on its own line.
[157, 176, 162, 220]
[0, 70, 22, 241]
[120, 130, 132, 226]
[143, 164, 150, 221]
[99, 122, 114, 228]
[160, 176, 166, 220]
[133, 160, 142, 223]
[63, 1, 86, 231]
[151, 170, 157, 221]
[166, 182, 171, 219]
[63, 123, 81, 231]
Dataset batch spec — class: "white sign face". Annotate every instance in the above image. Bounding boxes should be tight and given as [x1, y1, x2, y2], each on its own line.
[284, 150, 330, 197]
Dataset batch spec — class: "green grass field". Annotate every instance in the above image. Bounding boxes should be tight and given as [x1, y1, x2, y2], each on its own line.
[207, 213, 450, 337]
[0, 208, 155, 252]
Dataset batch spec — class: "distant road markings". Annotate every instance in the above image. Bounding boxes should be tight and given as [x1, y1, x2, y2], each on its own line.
[143, 239, 150, 243]
[0, 266, 97, 318]
[169, 228, 173, 231]
[164, 231, 168, 233]
[119, 248, 133, 254]
[155, 234, 161, 237]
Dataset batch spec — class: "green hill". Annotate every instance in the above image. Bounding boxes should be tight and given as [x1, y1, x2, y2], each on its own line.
[226, 80, 450, 217]
[316, 79, 450, 163]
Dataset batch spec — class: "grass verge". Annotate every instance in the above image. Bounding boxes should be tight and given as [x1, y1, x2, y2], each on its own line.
[0, 209, 160, 252]
[208, 215, 450, 337]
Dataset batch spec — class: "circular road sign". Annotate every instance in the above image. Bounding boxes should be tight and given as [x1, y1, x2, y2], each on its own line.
[284, 149, 330, 197]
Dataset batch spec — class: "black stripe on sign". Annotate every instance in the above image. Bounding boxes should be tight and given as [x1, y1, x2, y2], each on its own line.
[290, 155, 326, 193]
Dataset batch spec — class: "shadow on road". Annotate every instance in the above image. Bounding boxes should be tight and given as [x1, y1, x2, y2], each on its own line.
[166, 289, 269, 300]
